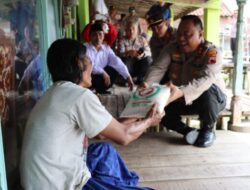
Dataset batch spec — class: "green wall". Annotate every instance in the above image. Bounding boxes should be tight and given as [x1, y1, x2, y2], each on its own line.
[204, 0, 221, 46]
[78, 0, 90, 41]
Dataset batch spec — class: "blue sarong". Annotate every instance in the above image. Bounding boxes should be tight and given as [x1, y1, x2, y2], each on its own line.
[83, 142, 154, 190]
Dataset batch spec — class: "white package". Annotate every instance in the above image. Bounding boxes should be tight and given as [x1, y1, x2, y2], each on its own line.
[120, 84, 170, 118]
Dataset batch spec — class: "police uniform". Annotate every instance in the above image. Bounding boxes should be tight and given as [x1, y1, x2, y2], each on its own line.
[145, 40, 227, 132]
[149, 26, 177, 61]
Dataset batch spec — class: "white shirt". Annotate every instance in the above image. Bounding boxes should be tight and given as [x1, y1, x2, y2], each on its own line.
[85, 43, 130, 79]
[20, 81, 112, 190]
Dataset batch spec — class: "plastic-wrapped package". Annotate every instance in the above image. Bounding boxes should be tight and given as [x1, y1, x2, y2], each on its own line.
[120, 84, 170, 118]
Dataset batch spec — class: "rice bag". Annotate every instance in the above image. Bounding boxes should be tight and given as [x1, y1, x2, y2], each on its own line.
[120, 84, 170, 118]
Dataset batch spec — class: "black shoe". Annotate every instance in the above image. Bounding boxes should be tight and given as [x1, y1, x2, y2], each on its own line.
[194, 130, 215, 148]
[184, 129, 199, 145]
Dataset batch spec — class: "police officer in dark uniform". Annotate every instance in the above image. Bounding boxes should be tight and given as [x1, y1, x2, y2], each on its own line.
[146, 2, 177, 62]
[143, 15, 227, 147]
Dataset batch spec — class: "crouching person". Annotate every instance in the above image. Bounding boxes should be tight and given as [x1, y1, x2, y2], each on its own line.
[20, 39, 163, 190]
[142, 15, 227, 148]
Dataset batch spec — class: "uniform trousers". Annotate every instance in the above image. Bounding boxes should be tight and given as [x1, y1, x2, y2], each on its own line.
[161, 84, 227, 133]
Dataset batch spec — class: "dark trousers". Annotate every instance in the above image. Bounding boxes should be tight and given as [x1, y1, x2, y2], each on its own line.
[91, 66, 118, 93]
[161, 84, 227, 133]
[122, 56, 152, 84]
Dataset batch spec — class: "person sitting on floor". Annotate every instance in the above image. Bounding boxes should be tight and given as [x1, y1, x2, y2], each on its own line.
[20, 38, 163, 190]
[85, 22, 134, 94]
[118, 16, 152, 85]
[81, 13, 118, 47]
[141, 15, 227, 148]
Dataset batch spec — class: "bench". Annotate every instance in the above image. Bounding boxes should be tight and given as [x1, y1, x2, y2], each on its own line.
[181, 109, 250, 131]
[181, 110, 231, 130]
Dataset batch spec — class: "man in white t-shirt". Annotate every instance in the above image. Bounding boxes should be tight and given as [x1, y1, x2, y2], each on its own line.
[20, 39, 163, 190]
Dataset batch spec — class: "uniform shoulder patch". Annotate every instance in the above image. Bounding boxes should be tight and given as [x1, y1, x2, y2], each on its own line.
[207, 49, 217, 58]
[171, 52, 181, 61]
[207, 49, 217, 64]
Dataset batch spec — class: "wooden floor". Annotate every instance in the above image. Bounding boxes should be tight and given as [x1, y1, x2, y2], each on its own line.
[106, 130, 250, 190]
[98, 86, 250, 189]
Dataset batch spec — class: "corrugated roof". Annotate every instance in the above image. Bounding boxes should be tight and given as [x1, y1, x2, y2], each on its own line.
[220, 2, 234, 16]
[104, 0, 212, 20]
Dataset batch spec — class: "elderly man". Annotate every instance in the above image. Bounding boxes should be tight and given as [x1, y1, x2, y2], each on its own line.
[143, 15, 227, 148]
[118, 16, 152, 85]
[20, 39, 162, 190]
[85, 22, 133, 94]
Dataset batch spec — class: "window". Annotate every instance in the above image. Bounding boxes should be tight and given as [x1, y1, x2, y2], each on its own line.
[0, 1, 46, 186]
[0, 0, 44, 124]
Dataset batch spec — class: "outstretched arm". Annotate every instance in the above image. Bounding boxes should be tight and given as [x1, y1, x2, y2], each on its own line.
[100, 104, 163, 145]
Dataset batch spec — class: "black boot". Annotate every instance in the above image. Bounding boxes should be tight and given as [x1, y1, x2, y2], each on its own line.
[194, 124, 216, 148]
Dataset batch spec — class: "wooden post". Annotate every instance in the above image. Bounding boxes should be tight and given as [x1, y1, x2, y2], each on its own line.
[229, 0, 248, 131]
[230, 96, 242, 125]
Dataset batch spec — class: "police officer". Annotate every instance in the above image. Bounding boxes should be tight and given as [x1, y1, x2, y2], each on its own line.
[146, 2, 177, 62]
[143, 15, 227, 147]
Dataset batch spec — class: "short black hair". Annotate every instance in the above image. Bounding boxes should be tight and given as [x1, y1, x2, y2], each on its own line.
[109, 5, 116, 11]
[47, 38, 86, 84]
[181, 15, 203, 31]
[90, 22, 103, 34]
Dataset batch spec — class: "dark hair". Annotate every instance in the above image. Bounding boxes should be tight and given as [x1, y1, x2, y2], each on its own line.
[128, 6, 135, 13]
[47, 38, 86, 84]
[121, 13, 126, 19]
[109, 5, 116, 11]
[90, 22, 103, 34]
[181, 15, 203, 31]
